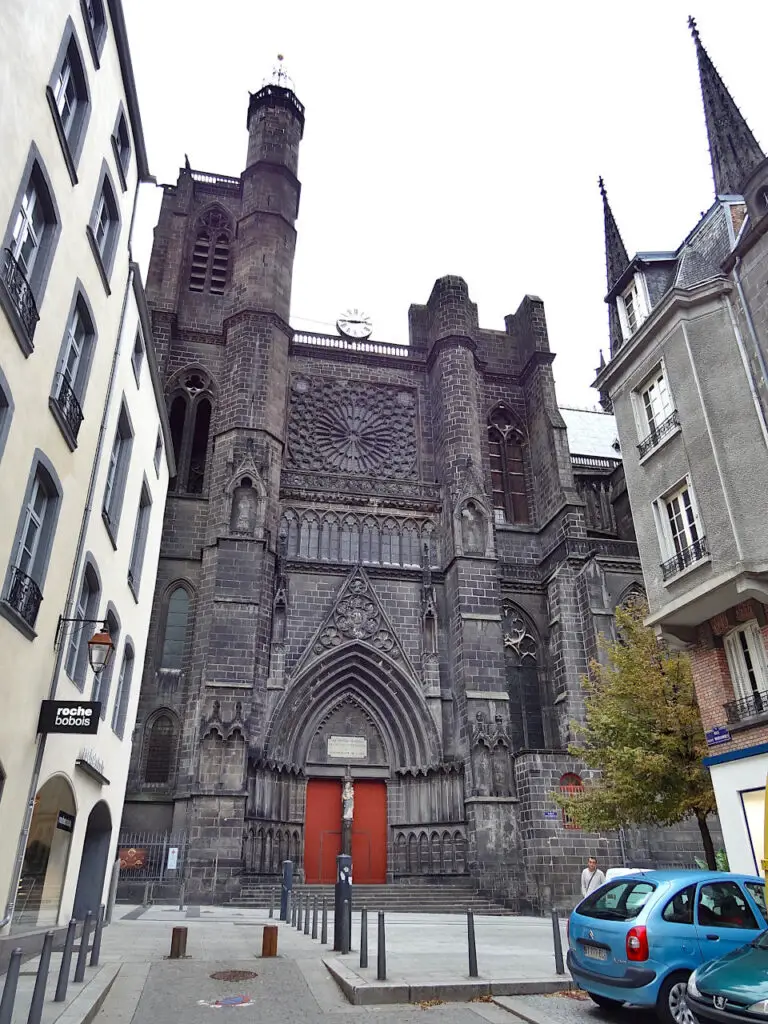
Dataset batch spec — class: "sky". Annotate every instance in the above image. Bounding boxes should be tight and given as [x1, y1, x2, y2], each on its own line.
[123, 0, 768, 410]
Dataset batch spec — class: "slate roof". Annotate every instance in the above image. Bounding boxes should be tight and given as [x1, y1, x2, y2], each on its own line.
[560, 406, 620, 459]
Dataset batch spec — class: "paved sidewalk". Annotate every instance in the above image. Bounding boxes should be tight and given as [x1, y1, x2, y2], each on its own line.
[3, 905, 574, 1024]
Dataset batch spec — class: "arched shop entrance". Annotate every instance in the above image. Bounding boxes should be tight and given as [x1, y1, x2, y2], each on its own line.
[17, 775, 76, 926]
[73, 801, 112, 919]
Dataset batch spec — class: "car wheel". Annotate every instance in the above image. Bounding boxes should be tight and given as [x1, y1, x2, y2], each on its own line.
[587, 992, 625, 1010]
[656, 971, 693, 1024]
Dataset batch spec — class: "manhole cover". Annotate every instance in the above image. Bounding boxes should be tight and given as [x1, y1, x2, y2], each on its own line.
[210, 971, 258, 982]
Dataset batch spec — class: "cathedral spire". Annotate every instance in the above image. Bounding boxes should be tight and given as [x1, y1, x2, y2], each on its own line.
[599, 177, 629, 293]
[688, 16, 764, 196]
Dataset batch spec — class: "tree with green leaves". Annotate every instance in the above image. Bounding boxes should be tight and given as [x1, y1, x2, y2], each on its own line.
[556, 598, 717, 868]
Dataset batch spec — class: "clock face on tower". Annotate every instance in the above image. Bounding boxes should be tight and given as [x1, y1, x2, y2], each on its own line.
[336, 309, 373, 340]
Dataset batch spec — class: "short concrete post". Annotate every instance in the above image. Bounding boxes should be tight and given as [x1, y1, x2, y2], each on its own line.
[261, 924, 278, 957]
[321, 898, 328, 945]
[360, 907, 368, 968]
[311, 896, 318, 939]
[376, 911, 386, 981]
[340, 898, 350, 955]
[297, 891, 303, 931]
[551, 909, 565, 975]
[0, 948, 22, 1024]
[55, 919, 77, 1001]
[74, 911, 92, 982]
[90, 905, 105, 966]
[169, 926, 188, 959]
[467, 909, 478, 978]
[27, 930, 54, 1024]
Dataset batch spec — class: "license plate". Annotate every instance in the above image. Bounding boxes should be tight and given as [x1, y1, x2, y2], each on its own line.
[583, 944, 608, 961]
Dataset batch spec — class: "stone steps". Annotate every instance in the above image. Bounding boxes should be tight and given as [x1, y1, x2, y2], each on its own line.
[229, 881, 514, 914]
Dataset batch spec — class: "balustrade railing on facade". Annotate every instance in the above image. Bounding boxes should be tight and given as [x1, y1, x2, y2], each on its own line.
[5, 566, 43, 628]
[660, 536, 708, 581]
[2, 247, 40, 343]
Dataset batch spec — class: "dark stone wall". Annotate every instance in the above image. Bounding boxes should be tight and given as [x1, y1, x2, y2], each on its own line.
[122, 86, 718, 909]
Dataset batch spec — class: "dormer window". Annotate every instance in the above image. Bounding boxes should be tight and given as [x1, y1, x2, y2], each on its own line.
[618, 274, 649, 342]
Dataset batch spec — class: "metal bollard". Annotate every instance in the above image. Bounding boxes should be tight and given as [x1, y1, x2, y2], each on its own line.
[311, 896, 318, 939]
[376, 911, 386, 981]
[90, 905, 105, 966]
[286, 891, 292, 925]
[341, 898, 350, 955]
[551, 909, 565, 976]
[269, 888, 274, 919]
[297, 892, 303, 931]
[467, 909, 478, 978]
[303, 894, 310, 935]
[74, 911, 93, 982]
[142, 881, 150, 906]
[169, 926, 188, 959]
[55, 919, 77, 1001]
[320, 897, 328, 945]
[178, 882, 186, 912]
[360, 907, 368, 968]
[291, 893, 297, 927]
[27, 930, 54, 1024]
[0, 948, 23, 1024]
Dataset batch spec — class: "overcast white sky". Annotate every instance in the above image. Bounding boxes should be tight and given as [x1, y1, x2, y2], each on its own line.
[124, 0, 768, 409]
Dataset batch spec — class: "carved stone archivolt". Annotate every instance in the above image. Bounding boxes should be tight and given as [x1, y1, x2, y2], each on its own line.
[286, 377, 418, 479]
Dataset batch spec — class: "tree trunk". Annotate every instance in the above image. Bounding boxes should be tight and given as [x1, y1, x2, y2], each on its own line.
[695, 811, 716, 869]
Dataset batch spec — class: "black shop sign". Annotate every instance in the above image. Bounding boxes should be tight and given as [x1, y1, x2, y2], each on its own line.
[57, 811, 75, 832]
[37, 701, 101, 735]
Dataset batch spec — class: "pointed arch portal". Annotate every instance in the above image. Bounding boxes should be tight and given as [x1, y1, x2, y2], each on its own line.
[264, 642, 441, 883]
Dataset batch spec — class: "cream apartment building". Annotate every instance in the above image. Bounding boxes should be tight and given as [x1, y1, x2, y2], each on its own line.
[0, 0, 172, 928]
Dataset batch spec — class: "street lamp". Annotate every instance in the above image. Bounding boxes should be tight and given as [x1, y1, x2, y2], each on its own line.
[87, 626, 114, 674]
[54, 616, 115, 673]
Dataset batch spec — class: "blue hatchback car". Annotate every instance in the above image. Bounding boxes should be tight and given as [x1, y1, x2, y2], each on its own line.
[567, 871, 767, 1024]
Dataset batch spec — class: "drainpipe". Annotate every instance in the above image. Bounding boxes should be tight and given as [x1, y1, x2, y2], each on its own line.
[2, 177, 143, 933]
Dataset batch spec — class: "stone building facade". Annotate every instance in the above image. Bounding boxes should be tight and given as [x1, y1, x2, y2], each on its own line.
[122, 70, 710, 909]
[594, 21, 766, 875]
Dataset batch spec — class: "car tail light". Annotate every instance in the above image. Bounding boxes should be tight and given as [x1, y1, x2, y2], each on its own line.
[626, 925, 649, 962]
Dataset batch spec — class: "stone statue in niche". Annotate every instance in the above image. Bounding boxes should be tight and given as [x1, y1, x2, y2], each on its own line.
[230, 477, 258, 534]
[342, 780, 354, 821]
[492, 745, 511, 796]
[471, 711, 492, 796]
[461, 501, 485, 554]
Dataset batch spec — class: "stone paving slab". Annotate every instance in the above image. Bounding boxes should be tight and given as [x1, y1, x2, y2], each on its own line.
[494, 993, 657, 1023]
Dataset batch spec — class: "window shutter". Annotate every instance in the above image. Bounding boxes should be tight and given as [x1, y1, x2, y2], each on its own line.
[724, 631, 749, 700]
[747, 622, 768, 692]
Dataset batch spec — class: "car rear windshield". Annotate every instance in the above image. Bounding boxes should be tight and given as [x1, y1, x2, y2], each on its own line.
[579, 880, 656, 921]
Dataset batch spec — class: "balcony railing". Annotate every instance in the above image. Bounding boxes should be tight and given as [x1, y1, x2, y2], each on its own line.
[2, 248, 40, 344]
[53, 373, 84, 441]
[5, 566, 43, 629]
[660, 536, 709, 581]
[637, 410, 680, 458]
[725, 689, 768, 724]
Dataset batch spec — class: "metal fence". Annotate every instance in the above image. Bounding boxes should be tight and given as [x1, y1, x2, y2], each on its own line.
[115, 831, 188, 904]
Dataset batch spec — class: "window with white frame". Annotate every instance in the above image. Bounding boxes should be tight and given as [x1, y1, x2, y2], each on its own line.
[656, 480, 707, 579]
[102, 403, 133, 538]
[11, 179, 50, 282]
[111, 642, 134, 738]
[51, 290, 96, 444]
[153, 429, 163, 475]
[112, 111, 131, 188]
[88, 170, 120, 284]
[618, 275, 649, 341]
[127, 481, 152, 595]
[93, 609, 118, 720]
[64, 562, 100, 687]
[724, 622, 768, 708]
[636, 365, 678, 455]
[82, 0, 107, 60]
[47, 27, 90, 177]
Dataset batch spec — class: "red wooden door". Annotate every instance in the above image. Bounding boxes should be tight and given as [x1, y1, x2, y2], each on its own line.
[304, 779, 341, 883]
[351, 781, 387, 884]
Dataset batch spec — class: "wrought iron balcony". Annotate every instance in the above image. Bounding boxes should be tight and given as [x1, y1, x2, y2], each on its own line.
[2, 248, 40, 344]
[53, 373, 84, 441]
[5, 566, 43, 629]
[660, 536, 709, 581]
[637, 410, 680, 458]
[725, 689, 768, 724]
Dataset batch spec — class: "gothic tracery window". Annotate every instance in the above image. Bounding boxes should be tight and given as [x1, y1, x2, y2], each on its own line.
[188, 208, 232, 294]
[166, 370, 214, 494]
[144, 713, 178, 784]
[502, 602, 544, 749]
[488, 408, 529, 525]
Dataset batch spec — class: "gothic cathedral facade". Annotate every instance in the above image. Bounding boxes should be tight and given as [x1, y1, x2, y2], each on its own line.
[122, 79, 707, 909]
